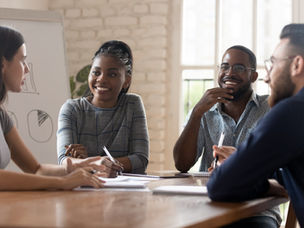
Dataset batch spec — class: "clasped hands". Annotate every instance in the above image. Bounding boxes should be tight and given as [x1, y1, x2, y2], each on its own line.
[65, 144, 123, 178]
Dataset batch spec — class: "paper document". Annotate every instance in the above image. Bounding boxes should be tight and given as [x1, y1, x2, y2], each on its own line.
[99, 175, 155, 188]
[153, 185, 208, 195]
[103, 182, 146, 188]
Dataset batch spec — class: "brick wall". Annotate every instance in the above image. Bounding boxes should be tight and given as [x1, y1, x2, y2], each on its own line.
[48, 0, 174, 172]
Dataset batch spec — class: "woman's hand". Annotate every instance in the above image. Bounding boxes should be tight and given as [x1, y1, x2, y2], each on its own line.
[100, 157, 124, 178]
[66, 157, 100, 173]
[65, 144, 88, 159]
[66, 157, 123, 178]
[60, 167, 104, 190]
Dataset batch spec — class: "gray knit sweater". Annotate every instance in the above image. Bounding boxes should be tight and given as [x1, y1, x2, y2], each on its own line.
[57, 93, 149, 174]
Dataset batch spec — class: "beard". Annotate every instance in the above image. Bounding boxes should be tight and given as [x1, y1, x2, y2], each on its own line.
[231, 81, 251, 101]
[268, 68, 295, 107]
[221, 81, 251, 101]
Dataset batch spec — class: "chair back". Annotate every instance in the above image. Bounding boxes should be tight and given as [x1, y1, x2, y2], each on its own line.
[276, 168, 303, 227]
[285, 203, 298, 228]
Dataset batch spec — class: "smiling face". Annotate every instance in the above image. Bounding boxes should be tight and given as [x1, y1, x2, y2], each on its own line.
[218, 49, 257, 101]
[88, 55, 131, 108]
[2, 43, 29, 93]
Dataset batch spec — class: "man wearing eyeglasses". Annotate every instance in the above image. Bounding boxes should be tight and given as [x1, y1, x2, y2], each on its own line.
[173, 45, 281, 227]
[207, 23, 304, 227]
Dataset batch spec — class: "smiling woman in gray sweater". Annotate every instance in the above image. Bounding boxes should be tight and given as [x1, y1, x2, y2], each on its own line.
[57, 40, 149, 174]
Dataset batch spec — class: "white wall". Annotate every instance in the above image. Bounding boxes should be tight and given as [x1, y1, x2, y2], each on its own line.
[0, 0, 48, 10]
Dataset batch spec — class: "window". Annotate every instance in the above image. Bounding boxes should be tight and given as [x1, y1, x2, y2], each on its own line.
[181, 0, 292, 121]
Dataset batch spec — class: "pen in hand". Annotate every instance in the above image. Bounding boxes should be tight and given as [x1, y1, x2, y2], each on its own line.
[213, 132, 225, 169]
[102, 146, 115, 163]
[102, 146, 123, 175]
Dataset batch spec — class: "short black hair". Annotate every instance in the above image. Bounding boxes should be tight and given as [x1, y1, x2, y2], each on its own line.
[280, 23, 304, 55]
[226, 45, 256, 71]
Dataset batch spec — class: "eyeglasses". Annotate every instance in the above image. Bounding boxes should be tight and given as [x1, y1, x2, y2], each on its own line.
[264, 56, 295, 73]
[218, 64, 255, 74]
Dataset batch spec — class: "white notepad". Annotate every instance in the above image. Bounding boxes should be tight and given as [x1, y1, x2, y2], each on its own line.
[153, 185, 208, 195]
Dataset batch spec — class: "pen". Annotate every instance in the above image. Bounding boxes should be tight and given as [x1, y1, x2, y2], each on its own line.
[102, 146, 115, 163]
[103, 146, 123, 175]
[213, 132, 225, 169]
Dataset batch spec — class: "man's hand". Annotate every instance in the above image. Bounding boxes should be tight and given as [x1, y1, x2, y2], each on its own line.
[212, 145, 236, 165]
[192, 88, 233, 117]
[266, 179, 288, 197]
[208, 145, 237, 172]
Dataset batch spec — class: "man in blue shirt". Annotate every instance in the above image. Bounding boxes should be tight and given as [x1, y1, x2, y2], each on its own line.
[173, 46, 281, 227]
[207, 23, 304, 227]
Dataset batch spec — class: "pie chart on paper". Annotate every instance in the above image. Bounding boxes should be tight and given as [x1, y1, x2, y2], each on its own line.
[27, 109, 53, 143]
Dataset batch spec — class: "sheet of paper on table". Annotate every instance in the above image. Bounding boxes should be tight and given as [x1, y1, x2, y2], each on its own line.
[99, 175, 159, 188]
[153, 185, 208, 195]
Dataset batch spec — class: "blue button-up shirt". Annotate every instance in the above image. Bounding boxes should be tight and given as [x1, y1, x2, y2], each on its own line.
[195, 92, 269, 171]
